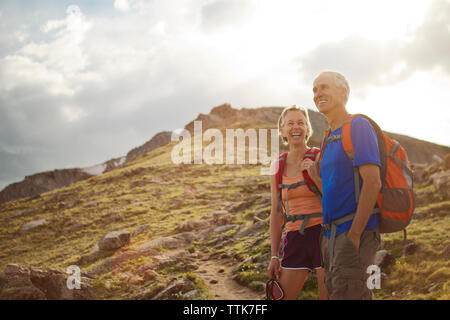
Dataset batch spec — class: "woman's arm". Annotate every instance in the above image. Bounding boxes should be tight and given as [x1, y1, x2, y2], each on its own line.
[268, 173, 284, 280]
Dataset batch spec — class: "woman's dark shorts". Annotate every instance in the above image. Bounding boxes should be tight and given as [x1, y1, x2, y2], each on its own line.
[281, 224, 323, 270]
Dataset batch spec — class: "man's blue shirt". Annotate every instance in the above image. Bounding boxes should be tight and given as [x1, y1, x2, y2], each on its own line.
[320, 116, 381, 238]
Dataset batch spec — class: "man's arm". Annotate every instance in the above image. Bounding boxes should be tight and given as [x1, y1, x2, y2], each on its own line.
[347, 163, 381, 248]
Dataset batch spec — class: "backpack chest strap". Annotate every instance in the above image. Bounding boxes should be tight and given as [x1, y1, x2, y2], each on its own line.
[277, 180, 308, 222]
[324, 134, 343, 144]
[286, 212, 323, 234]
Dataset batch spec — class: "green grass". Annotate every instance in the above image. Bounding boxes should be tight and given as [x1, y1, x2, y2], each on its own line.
[0, 133, 448, 300]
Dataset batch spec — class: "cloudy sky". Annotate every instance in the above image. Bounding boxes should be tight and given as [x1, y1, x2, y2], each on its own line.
[0, 0, 449, 190]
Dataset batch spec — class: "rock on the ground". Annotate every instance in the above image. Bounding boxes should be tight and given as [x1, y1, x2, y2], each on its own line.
[151, 277, 195, 300]
[374, 250, 394, 269]
[177, 220, 210, 232]
[233, 220, 266, 239]
[19, 219, 47, 233]
[173, 232, 198, 243]
[403, 241, 418, 255]
[445, 154, 450, 170]
[214, 225, 238, 234]
[182, 289, 198, 299]
[136, 237, 185, 251]
[212, 210, 233, 225]
[97, 230, 131, 251]
[0, 264, 93, 300]
[430, 170, 450, 200]
[77, 250, 114, 266]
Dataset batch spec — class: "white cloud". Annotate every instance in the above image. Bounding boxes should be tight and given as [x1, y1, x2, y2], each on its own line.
[1, 6, 92, 96]
[200, 0, 255, 32]
[14, 24, 28, 43]
[114, 0, 131, 12]
[61, 106, 87, 122]
[0, 55, 73, 95]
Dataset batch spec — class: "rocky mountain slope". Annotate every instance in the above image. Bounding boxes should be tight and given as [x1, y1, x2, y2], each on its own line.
[0, 104, 449, 300]
[0, 169, 93, 204]
[2, 104, 448, 205]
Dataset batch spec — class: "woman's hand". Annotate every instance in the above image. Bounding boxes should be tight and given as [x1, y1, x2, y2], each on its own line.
[267, 257, 281, 280]
[301, 159, 321, 185]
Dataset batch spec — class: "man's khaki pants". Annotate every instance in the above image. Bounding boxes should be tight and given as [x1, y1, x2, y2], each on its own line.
[320, 229, 380, 300]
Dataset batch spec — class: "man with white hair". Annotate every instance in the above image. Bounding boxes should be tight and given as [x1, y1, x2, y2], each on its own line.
[311, 71, 381, 300]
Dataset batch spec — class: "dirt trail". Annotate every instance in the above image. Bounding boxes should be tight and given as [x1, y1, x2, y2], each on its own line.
[193, 256, 263, 300]
[162, 246, 263, 300]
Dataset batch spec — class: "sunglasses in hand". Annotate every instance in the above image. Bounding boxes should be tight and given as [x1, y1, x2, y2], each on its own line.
[265, 279, 284, 300]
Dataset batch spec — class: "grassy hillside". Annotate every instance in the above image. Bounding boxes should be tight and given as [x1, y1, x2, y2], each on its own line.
[0, 124, 449, 300]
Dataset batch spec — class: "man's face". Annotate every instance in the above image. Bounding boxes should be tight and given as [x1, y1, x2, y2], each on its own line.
[312, 73, 347, 115]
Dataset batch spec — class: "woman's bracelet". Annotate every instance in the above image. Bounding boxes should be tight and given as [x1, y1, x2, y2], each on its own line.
[271, 256, 280, 260]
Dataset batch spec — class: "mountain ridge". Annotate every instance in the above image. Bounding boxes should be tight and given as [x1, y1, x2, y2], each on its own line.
[1, 103, 449, 204]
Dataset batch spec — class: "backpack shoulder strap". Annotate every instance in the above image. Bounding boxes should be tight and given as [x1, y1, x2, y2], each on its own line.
[275, 152, 288, 193]
[302, 147, 323, 202]
[304, 147, 319, 160]
[341, 114, 358, 162]
[341, 113, 385, 162]
[317, 129, 330, 173]
[275, 152, 288, 217]
[341, 113, 386, 203]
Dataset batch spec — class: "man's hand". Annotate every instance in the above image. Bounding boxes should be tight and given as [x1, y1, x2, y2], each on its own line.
[348, 163, 381, 249]
[347, 231, 361, 249]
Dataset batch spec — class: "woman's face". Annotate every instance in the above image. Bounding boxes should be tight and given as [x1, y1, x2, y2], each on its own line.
[281, 110, 309, 146]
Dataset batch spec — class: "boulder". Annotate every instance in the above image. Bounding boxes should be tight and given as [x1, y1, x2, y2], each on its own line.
[432, 154, 443, 164]
[182, 289, 198, 299]
[173, 232, 197, 243]
[19, 219, 47, 233]
[0, 264, 93, 300]
[97, 230, 131, 251]
[445, 153, 450, 170]
[0, 264, 46, 300]
[136, 237, 185, 251]
[374, 250, 394, 269]
[430, 170, 450, 200]
[226, 200, 254, 213]
[177, 220, 210, 232]
[403, 241, 418, 256]
[132, 224, 150, 237]
[412, 163, 428, 184]
[151, 277, 195, 300]
[77, 250, 114, 266]
[212, 210, 233, 225]
[213, 225, 238, 234]
[233, 220, 266, 239]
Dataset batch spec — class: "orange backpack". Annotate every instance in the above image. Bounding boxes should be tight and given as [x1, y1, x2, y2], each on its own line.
[319, 114, 415, 235]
